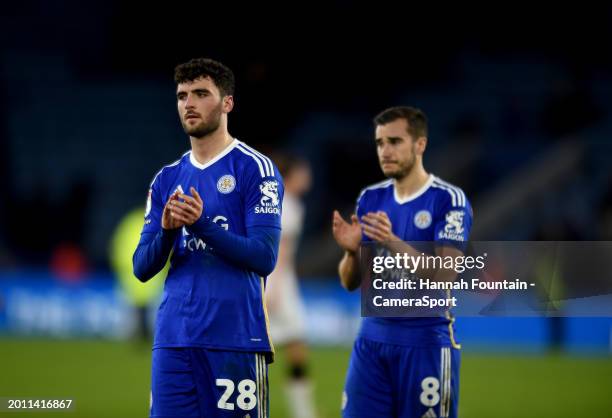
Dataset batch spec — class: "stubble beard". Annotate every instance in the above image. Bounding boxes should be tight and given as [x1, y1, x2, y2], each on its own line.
[182, 103, 223, 139]
[383, 153, 416, 181]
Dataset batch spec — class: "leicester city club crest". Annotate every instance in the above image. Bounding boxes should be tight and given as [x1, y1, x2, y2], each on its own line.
[414, 209, 432, 229]
[217, 174, 236, 194]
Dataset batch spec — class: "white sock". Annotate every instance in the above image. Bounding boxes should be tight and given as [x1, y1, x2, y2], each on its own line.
[286, 379, 318, 418]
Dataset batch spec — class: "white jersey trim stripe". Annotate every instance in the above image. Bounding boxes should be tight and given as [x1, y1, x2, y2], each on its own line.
[149, 157, 182, 188]
[255, 354, 260, 417]
[237, 143, 269, 176]
[394, 174, 434, 204]
[433, 180, 467, 207]
[257, 353, 267, 418]
[447, 347, 452, 417]
[439, 347, 446, 418]
[188, 139, 237, 170]
[433, 177, 465, 207]
[433, 178, 461, 206]
[437, 178, 465, 207]
[237, 143, 271, 177]
[261, 353, 266, 418]
[236, 145, 266, 177]
[432, 182, 457, 206]
[251, 145, 275, 177]
[357, 179, 393, 200]
[262, 353, 267, 418]
[239, 142, 275, 177]
[443, 347, 451, 418]
[436, 178, 466, 206]
[261, 354, 265, 417]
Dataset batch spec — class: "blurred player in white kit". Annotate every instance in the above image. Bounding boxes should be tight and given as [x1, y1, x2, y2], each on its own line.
[266, 154, 318, 418]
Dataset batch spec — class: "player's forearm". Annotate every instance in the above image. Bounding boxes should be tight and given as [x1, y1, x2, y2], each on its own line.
[132, 229, 177, 282]
[339, 251, 361, 291]
[188, 218, 280, 277]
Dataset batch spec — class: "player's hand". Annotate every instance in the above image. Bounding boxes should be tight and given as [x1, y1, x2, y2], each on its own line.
[332, 210, 362, 253]
[162, 191, 183, 230]
[361, 211, 398, 242]
[170, 187, 204, 226]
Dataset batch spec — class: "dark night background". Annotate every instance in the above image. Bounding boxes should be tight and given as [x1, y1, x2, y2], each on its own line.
[1, 2, 611, 275]
[0, 5, 612, 418]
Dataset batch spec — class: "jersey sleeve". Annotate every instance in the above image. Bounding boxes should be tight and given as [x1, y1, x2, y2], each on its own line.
[133, 170, 177, 282]
[142, 172, 165, 235]
[355, 194, 363, 218]
[355, 190, 371, 243]
[243, 158, 284, 229]
[433, 192, 473, 252]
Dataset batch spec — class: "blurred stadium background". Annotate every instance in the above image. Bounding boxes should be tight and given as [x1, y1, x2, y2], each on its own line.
[1, 2, 612, 417]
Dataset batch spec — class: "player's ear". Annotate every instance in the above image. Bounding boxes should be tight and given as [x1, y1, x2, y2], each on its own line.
[416, 136, 427, 155]
[222, 95, 234, 113]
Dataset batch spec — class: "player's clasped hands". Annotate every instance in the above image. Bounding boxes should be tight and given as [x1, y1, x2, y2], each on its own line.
[332, 210, 397, 250]
[332, 211, 362, 253]
[162, 187, 204, 229]
[361, 211, 398, 242]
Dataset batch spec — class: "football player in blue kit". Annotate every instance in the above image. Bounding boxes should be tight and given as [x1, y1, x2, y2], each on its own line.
[332, 106, 472, 418]
[133, 58, 283, 418]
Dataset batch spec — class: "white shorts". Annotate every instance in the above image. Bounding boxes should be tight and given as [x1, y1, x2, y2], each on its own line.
[265, 271, 307, 345]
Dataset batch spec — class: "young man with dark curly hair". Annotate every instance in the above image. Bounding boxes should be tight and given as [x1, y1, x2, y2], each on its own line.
[134, 58, 282, 418]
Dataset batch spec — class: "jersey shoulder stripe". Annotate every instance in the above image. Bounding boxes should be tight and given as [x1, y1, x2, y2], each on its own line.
[149, 154, 185, 188]
[238, 142, 275, 177]
[236, 144, 267, 177]
[438, 178, 466, 207]
[236, 142, 274, 177]
[431, 177, 466, 207]
[241, 143, 271, 176]
[357, 179, 393, 201]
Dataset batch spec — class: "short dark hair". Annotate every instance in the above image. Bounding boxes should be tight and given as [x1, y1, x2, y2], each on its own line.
[374, 106, 428, 139]
[174, 58, 235, 96]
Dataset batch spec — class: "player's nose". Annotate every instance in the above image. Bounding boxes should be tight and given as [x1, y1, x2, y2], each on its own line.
[184, 93, 196, 109]
[380, 144, 393, 157]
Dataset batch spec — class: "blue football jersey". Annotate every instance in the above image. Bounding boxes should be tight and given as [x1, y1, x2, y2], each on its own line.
[356, 174, 472, 347]
[141, 139, 283, 353]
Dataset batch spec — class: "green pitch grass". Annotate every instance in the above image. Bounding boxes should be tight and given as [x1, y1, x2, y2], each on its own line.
[0, 338, 610, 417]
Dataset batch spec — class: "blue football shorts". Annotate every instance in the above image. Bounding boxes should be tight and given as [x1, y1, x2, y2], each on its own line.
[342, 337, 460, 418]
[150, 347, 269, 418]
